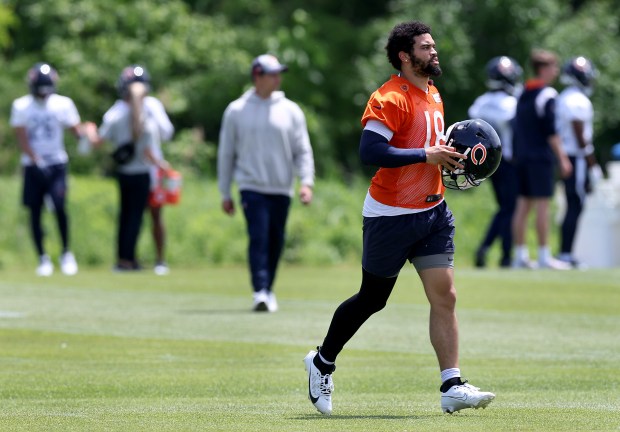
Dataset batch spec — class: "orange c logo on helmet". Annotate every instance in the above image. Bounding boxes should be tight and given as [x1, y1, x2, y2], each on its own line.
[471, 143, 487, 165]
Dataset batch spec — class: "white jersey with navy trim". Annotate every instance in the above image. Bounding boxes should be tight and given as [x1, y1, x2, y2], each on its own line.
[10, 94, 81, 167]
[468, 90, 517, 161]
[556, 86, 593, 157]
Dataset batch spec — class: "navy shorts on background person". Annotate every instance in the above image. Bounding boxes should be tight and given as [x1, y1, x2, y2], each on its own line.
[22, 163, 67, 209]
[516, 162, 554, 198]
[362, 201, 456, 278]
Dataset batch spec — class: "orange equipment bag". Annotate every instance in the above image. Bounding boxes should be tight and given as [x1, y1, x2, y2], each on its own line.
[149, 168, 182, 207]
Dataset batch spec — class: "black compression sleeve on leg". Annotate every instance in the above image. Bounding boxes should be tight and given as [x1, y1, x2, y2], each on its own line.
[319, 269, 397, 362]
[29, 206, 45, 256]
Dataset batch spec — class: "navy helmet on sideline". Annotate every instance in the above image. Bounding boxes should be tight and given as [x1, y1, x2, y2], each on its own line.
[485, 56, 523, 96]
[560, 56, 597, 95]
[442, 119, 502, 190]
[117, 65, 150, 97]
[28, 63, 58, 98]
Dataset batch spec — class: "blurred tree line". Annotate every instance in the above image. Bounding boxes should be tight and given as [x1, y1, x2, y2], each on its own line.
[0, 0, 618, 179]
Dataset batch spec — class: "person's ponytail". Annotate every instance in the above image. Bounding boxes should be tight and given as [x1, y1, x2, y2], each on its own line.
[128, 82, 147, 142]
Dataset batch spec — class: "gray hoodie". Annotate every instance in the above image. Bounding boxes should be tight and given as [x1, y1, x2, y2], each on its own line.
[217, 88, 315, 199]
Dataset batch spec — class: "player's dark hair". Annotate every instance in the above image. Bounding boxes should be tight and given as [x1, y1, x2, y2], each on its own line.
[386, 21, 432, 71]
[530, 49, 558, 75]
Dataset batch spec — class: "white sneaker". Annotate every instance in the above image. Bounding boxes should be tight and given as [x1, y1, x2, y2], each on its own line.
[252, 289, 269, 312]
[538, 257, 571, 270]
[512, 258, 538, 269]
[441, 382, 495, 414]
[154, 262, 169, 276]
[304, 350, 335, 415]
[60, 251, 78, 275]
[36, 254, 54, 277]
[267, 292, 278, 312]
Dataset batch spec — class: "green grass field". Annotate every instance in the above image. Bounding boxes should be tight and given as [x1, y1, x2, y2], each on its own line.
[1, 265, 619, 431]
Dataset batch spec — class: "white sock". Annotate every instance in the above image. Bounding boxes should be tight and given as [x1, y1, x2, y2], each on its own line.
[538, 246, 551, 263]
[318, 352, 334, 365]
[440, 368, 461, 383]
[514, 245, 529, 261]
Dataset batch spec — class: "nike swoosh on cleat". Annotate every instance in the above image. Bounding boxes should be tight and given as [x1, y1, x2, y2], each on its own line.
[444, 395, 468, 402]
[308, 376, 319, 404]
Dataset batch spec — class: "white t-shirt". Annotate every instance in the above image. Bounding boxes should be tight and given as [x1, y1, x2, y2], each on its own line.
[101, 96, 173, 159]
[99, 100, 161, 175]
[556, 86, 593, 157]
[468, 90, 517, 161]
[10, 94, 81, 167]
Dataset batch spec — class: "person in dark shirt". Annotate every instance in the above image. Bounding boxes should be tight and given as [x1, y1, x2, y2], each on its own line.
[511, 49, 572, 269]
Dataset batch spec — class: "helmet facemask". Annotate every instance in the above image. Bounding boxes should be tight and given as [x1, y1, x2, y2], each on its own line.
[441, 147, 484, 190]
[441, 119, 502, 190]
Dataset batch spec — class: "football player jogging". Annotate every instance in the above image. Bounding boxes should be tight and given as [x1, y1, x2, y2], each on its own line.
[304, 21, 496, 415]
[470, 56, 523, 268]
[10, 63, 85, 276]
[555, 57, 601, 268]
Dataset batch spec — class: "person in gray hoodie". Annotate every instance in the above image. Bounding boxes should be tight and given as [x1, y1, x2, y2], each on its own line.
[217, 54, 315, 313]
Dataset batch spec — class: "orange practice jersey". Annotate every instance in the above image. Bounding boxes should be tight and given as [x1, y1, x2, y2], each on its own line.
[361, 74, 446, 209]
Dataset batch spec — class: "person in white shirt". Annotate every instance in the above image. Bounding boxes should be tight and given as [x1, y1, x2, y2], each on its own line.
[102, 65, 174, 275]
[555, 56, 600, 268]
[10, 63, 85, 276]
[84, 66, 168, 271]
[217, 54, 315, 312]
[469, 56, 522, 268]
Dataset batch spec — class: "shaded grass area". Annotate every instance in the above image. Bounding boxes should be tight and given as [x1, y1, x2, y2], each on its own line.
[1, 266, 619, 431]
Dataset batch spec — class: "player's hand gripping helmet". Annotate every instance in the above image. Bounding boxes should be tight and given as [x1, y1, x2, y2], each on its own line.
[117, 65, 150, 98]
[28, 63, 58, 98]
[485, 56, 523, 96]
[560, 56, 597, 96]
[442, 119, 502, 190]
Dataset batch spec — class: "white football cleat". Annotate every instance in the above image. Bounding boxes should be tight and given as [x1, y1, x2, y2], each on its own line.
[512, 257, 538, 269]
[252, 289, 269, 312]
[154, 262, 170, 276]
[36, 254, 54, 277]
[441, 382, 495, 414]
[267, 292, 278, 312]
[60, 251, 78, 276]
[538, 257, 572, 270]
[304, 350, 335, 415]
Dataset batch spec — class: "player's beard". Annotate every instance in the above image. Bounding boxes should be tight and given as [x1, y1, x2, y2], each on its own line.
[411, 54, 442, 77]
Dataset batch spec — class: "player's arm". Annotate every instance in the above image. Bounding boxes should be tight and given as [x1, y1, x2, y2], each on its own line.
[549, 133, 572, 178]
[217, 107, 237, 215]
[11, 102, 40, 165]
[360, 129, 426, 167]
[359, 121, 465, 171]
[14, 127, 30, 155]
[571, 119, 597, 167]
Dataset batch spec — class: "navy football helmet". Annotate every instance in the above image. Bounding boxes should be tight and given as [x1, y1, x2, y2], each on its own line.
[560, 56, 597, 94]
[442, 119, 502, 190]
[485, 56, 523, 95]
[28, 63, 58, 97]
[117, 65, 150, 97]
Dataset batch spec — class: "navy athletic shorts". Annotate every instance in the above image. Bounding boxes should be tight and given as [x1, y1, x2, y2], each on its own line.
[516, 161, 554, 198]
[22, 163, 67, 209]
[361, 200, 456, 277]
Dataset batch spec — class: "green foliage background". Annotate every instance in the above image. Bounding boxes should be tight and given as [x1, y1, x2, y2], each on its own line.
[1, 0, 619, 178]
[0, 0, 613, 269]
[0, 174, 537, 269]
